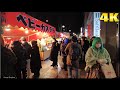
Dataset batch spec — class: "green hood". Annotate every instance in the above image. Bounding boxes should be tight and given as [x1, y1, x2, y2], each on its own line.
[92, 37, 104, 52]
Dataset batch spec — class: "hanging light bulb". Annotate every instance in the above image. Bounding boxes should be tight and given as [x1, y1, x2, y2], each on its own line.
[5, 25, 11, 31]
[25, 30, 29, 34]
[5, 28, 11, 31]
[7, 37, 11, 40]
[33, 30, 36, 32]
[36, 32, 40, 35]
[19, 27, 24, 30]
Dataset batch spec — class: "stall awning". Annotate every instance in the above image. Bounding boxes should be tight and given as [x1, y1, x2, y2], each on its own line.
[2, 12, 56, 34]
[1, 12, 56, 43]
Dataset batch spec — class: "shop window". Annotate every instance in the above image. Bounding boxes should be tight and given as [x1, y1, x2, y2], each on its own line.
[95, 12, 100, 18]
[98, 13, 100, 18]
[96, 13, 97, 18]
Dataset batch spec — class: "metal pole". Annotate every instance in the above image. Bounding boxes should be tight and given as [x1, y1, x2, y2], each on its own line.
[116, 15, 119, 77]
[118, 19, 119, 77]
[0, 12, 1, 79]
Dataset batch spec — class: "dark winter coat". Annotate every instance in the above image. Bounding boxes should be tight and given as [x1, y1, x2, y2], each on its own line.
[30, 46, 42, 73]
[22, 41, 32, 60]
[12, 41, 27, 69]
[82, 40, 90, 54]
[1, 46, 17, 78]
[50, 41, 60, 61]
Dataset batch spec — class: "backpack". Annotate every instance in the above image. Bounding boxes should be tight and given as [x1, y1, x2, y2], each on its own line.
[69, 43, 80, 61]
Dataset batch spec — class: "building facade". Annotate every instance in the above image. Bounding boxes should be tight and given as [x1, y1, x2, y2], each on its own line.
[84, 12, 101, 38]
[84, 12, 120, 77]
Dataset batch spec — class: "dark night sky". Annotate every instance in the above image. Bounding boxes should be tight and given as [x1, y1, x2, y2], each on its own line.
[26, 12, 84, 33]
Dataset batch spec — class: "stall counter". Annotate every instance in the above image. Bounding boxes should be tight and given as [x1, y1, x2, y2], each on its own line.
[40, 49, 51, 60]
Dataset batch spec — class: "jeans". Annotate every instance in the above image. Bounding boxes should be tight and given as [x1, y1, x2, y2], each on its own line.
[67, 65, 79, 78]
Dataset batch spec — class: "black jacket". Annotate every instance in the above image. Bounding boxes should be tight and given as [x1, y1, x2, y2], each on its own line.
[22, 42, 32, 60]
[12, 46, 27, 69]
[1, 46, 17, 78]
[30, 46, 42, 72]
[50, 41, 59, 60]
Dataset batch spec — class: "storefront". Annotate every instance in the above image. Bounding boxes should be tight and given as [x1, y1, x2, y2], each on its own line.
[84, 12, 101, 38]
[1, 12, 56, 60]
[84, 12, 93, 38]
[100, 20, 119, 77]
[54, 31, 70, 43]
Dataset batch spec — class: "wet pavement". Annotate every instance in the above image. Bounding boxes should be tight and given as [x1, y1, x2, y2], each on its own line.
[29, 55, 87, 79]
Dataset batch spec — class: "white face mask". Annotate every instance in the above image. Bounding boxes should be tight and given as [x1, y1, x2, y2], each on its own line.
[96, 43, 101, 48]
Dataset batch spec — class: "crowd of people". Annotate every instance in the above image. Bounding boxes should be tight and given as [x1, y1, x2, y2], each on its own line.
[58, 35, 112, 78]
[1, 35, 42, 79]
[1, 33, 112, 79]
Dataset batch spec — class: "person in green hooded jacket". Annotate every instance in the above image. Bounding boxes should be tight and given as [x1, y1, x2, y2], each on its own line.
[85, 37, 111, 78]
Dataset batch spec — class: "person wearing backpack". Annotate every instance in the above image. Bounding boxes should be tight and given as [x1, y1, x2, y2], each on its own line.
[65, 36, 82, 78]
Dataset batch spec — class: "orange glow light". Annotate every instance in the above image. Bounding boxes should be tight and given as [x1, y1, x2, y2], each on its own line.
[25, 30, 29, 34]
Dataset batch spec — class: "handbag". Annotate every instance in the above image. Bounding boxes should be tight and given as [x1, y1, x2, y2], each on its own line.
[86, 64, 100, 79]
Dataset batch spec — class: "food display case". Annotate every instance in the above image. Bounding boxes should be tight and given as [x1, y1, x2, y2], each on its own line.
[38, 37, 53, 60]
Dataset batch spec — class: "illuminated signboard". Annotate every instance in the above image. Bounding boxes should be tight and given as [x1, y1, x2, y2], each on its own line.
[2, 12, 56, 33]
[85, 29, 88, 37]
[93, 12, 100, 37]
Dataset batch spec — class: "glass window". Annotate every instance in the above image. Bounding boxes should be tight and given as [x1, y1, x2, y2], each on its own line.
[98, 13, 100, 18]
[96, 13, 97, 18]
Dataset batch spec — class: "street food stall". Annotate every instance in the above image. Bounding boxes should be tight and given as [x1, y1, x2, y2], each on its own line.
[1, 12, 56, 60]
[56, 31, 70, 42]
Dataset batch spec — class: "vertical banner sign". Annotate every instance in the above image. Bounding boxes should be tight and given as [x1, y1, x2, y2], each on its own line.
[87, 24, 91, 37]
[93, 12, 101, 37]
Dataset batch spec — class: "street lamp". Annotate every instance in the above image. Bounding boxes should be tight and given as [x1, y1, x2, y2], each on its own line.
[46, 20, 48, 22]
[69, 30, 71, 32]
[63, 29, 65, 32]
[61, 25, 65, 32]
[62, 25, 65, 28]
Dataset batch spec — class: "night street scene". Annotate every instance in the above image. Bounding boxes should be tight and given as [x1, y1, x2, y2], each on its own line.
[0, 12, 119, 79]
